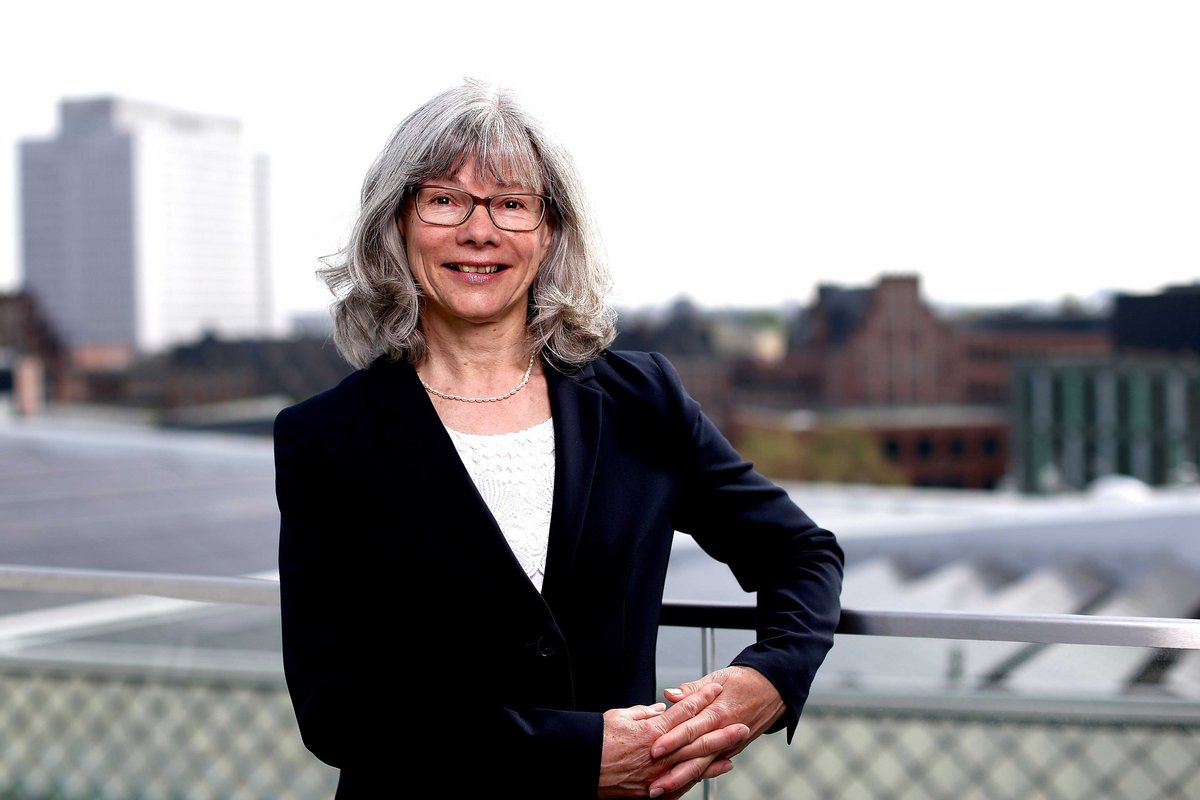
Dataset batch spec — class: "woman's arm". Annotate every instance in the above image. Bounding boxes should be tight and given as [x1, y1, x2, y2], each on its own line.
[654, 352, 845, 742]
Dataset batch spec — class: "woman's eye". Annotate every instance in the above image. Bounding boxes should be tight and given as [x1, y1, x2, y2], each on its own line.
[501, 197, 527, 210]
[420, 188, 466, 207]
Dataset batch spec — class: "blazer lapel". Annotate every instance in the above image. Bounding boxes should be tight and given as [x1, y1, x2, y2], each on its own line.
[542, 360, 603, 603]
[363, 356, 602, 605]
[363, 358, 528, 578]
[365, 357, 468, 485]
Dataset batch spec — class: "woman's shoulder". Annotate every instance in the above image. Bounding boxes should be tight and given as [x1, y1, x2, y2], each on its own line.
[276, 357, 415, 425]
[573, 350, 695, 421]
[276, 367, 368, 426]
[588, 349, 687, 393]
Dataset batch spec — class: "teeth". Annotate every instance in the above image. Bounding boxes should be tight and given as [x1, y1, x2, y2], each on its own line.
[453, 264, 500, 274]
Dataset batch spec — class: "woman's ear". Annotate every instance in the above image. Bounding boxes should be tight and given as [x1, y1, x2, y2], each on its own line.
[395, 209, 407, 244]
[395, 194, 413, 243]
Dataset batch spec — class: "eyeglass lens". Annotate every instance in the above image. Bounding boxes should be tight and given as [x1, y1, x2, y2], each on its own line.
[415, 187, 545, 231]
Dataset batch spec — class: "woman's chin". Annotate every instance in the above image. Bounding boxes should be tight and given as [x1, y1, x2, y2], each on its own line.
[427, 301, 528, 331]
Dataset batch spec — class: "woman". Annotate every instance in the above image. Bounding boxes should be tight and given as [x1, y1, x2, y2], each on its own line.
[275, 79, 843, 799]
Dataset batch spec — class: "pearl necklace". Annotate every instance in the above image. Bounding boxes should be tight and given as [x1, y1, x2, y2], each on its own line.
[419, 353, 537, 403]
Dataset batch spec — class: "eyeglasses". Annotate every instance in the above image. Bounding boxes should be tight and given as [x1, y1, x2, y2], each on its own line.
[412, 185, 549, 232]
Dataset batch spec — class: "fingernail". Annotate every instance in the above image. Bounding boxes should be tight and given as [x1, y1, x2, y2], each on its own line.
[665, 687, 682, 696]
[650, 702, 666, 712]
[649, 787, 664, 798]
[651, 745, 665, 758]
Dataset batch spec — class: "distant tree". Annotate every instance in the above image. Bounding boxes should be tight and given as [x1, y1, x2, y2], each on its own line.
[736, 428, 807, 480]
[612, 297, 714, 356]
[656, 297, 713, 355]
[737, 425, 907, 485]
[739, 309, 785, 329]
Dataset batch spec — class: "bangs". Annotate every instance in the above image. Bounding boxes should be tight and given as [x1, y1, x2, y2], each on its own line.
[418, 113, 546, 194]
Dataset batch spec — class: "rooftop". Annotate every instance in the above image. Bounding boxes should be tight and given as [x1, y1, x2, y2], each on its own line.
[4, 407, 1199, 697]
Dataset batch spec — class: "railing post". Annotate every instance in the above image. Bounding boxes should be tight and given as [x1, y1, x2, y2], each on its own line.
[701, 624, 717, 800]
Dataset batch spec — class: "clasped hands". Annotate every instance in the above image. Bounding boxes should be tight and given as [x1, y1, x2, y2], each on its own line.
[598, 665, 786, 799]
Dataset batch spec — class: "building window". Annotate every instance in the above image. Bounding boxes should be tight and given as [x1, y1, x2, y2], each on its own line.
[949, 437, 965, 459]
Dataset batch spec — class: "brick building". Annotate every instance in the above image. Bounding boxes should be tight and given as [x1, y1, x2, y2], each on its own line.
[0, 292, 66, 414]
[733, 274, 1111, 489]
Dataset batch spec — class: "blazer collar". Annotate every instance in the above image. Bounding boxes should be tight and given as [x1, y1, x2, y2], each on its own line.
[362, 356, 604, 604]
[362, 357, 523, 571]
[541, 359, 603, 603]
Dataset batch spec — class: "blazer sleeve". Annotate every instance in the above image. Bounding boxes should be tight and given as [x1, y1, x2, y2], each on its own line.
[275, 401, 604, 797]
[652, 353, 845, 741]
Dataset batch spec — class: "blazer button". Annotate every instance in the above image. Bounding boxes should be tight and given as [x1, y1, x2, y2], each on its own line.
[535, 636, 559, 657]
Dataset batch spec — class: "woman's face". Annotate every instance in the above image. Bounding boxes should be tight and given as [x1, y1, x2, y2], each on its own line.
[399, 156, 553, 336]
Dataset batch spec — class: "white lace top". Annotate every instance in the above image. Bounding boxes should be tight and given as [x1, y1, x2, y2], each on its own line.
[446, 417, 555, 592]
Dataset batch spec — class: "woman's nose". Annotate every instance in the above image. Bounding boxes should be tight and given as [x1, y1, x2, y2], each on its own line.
[458, 203, 499, 243]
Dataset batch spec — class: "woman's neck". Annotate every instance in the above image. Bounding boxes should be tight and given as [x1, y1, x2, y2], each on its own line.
[418, 317, 536, 397]
[417, 318, 552, 436]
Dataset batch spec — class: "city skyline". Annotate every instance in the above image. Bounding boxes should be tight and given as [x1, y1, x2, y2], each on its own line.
[2, 1, 1198, 330]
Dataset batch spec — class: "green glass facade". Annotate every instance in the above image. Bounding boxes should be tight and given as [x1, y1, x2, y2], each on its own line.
[1013, 357, 1200, 492]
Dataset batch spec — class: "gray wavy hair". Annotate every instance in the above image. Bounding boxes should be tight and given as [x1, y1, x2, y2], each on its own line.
[318, 79, 617, 369]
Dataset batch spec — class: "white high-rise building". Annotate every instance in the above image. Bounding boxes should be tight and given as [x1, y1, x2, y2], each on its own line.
[19, 97, 272, 358]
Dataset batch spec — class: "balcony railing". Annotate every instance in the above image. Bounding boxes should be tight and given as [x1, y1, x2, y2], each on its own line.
[2, 564, 1199, 799]
[6, 564, 1199, 648]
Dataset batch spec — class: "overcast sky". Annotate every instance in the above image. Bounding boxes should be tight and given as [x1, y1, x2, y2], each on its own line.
[3, 1, 1198, 329]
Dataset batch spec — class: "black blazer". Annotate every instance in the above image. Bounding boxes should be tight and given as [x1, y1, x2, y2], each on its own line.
[275, 350, 843, 798]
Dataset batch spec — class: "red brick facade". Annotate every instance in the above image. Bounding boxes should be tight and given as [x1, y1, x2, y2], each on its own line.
[733, 275, 1112, 489]
[783, 274, 1110, 408]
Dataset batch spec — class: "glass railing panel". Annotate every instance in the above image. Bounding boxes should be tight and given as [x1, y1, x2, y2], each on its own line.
[5, 572, 1200, 800]
[0, 591, 338, 800]
[659, 632, 1200, 800]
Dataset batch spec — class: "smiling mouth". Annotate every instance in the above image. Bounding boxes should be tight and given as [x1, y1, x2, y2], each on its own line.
[447, 264, 505, 274]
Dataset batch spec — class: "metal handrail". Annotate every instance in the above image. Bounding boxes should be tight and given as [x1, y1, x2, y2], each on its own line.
[3, 564, 1200, 650]
[0, 565, 280, 606]
[659, 602, 1200, 650]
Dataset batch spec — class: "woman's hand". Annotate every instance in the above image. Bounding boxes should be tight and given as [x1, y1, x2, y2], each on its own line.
[653, 666, 786, 764]
[599, 682, 750, 798]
